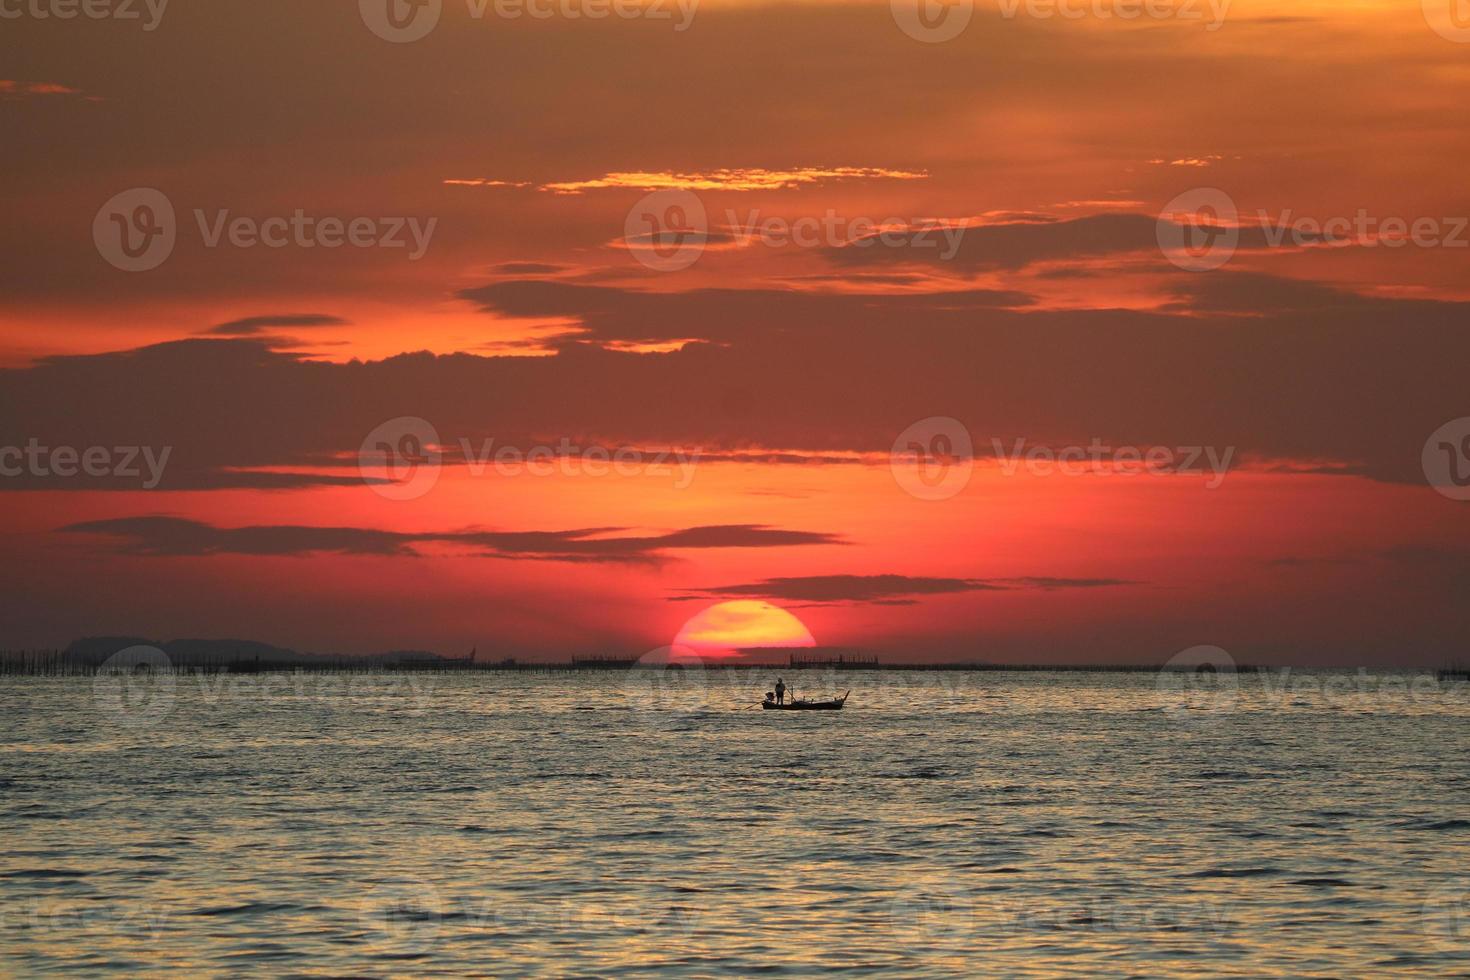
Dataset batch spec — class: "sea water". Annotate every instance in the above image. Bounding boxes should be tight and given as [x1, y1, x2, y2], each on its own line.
[3, 669, 1469, 976]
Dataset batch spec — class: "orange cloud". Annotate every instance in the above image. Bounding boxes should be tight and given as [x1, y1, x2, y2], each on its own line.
[442, 178, 532, 188]
[0, 80, 85, 98]
[446, 167, 929, 195]
[1147, 156, 1226, 167]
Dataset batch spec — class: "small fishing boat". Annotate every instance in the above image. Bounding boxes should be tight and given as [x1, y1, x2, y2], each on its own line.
[762, 690, 849, 711]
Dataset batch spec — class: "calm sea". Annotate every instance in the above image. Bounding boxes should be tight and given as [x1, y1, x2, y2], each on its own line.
[3, 668, 1469, 976]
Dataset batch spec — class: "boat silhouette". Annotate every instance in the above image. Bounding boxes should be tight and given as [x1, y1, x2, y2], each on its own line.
[762, 690, 849, 711]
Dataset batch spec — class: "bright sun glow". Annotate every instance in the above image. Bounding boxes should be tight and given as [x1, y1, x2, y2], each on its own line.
[673, 600, 817, 655]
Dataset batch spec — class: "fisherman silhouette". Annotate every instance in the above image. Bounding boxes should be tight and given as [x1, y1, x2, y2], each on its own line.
[774, 678, 786, 705]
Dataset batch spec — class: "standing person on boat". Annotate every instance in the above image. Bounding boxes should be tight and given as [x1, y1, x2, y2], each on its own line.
[774, 678, 786, 705]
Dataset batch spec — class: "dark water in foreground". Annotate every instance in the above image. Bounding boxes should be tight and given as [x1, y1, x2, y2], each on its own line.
[3, 669, 1470, 977]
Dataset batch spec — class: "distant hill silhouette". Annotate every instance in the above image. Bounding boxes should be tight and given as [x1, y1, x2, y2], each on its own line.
[64, 636, 455, 669]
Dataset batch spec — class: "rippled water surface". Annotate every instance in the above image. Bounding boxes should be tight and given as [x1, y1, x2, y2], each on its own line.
[4, 669, 1470, 976]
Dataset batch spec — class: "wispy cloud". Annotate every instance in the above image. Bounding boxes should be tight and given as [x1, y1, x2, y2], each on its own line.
[61, 517, 844, 565]
[0, 80, 92, 100]
[445, 167, 928, 195]
[204, 314, 349, 337]
[1052, 199, 1147, 210]
[1146, 155, 1225, 168]
[442, 178, 532, 188]
[672, 573, 1141, 605]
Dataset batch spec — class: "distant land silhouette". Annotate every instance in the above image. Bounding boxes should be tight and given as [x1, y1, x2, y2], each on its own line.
[0, 637, 1275, 676]
[0, 637, 473, 674]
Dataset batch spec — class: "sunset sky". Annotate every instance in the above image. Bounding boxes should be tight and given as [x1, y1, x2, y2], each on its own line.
[3, 0, 1469, 663]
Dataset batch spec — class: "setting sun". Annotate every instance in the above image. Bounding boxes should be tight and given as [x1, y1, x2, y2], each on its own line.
[673, 600, 817, 655]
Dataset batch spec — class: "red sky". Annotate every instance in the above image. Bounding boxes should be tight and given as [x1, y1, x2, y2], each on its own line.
[3, 0, 1469, 663]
